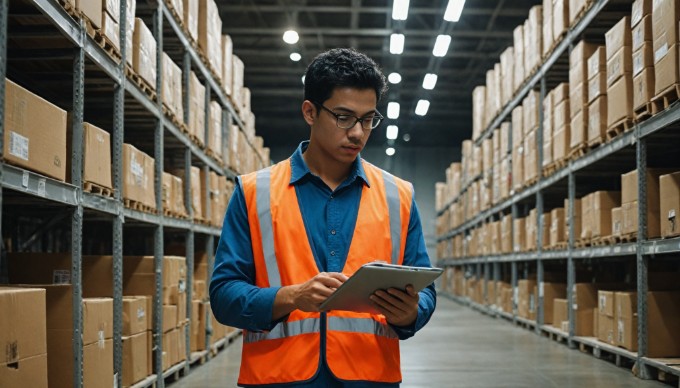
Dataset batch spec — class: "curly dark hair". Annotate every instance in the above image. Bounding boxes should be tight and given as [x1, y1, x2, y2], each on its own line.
[303, 48, 388, 109]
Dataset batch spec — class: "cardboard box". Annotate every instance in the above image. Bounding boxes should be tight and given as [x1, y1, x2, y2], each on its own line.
[632, 0, 652, 28]
[607, 47, 633, 87]
[171, 174, 186, 216]
[605, 17, 632, 59]
[550, 208, 566, 246]
[208, 101, 222, 160]
[565, 198, 582, 242]
[543, 0, 554, 57]
[518, 279, 537, 320]
[622, 168, 671, 237]
[570, 110, 586, 150]
[633, 66, 655, 110]
[189, 72, 206, 147]
[524, 90, 540, 133]
[543, 283, 567, 324]
[101, 12, 120, 52]
[182, 0, 198, 42]
[633, 15, 653, 51]
[0, 353, 48, 388]
[553, 298, 568, 329]
[607, 75, 634, 127]
[569, 83, 585, 117]
[122, 331, 149, 387]
[587, 96, 607, 144]
[615, 291, 637, 351]
[554, 99, 570, 128]
[0, 287, 46, 366]
[654, 44, 679, 95]
[162, 53, 184, 121]
[652, 0, 680, 56]
[47, 333, 113, 388]
[83, 298, 113, 345]
[598, 290, 615, 316]
[648, 291, 680, 357]
[4, 79, 67, 181]
[232, 55, 244, 111]
[612, 207, 622, 237]
[553, 0, 569, 40]
[573, 283, 597, 336]
[570, 40, 597, 87]
[133, 18, 157, 89]
[593, 191, 621, 238]
[553, 124, 570, 162]
[76, 0, 102, 28]
[161, 172, 172, 212]
[198, 0, 222, 75]
[124, 0, 135, 67]
[513, 217, 526, 252]
[660, 172, 680, 237]
[569, 0, 587, 25]
[588, 71, 606, 103]
[123, 296, 148, 336]
[80, 122, 112, 189]
[122, 144, 154, 207]
[222, 35, 233, 97]
[587, 47, 606, 80]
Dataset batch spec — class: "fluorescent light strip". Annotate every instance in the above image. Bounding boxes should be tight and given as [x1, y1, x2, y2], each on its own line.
[422, 73, 438, 90]
[415, 100, 430, 116]
[390, 34, 405, 54]
[386, 125, 399, 140]
[392, 0, 410, 20]
[444, 0, 466, 22]
[387, 102, 400, 119]
[433, 35, 451, 57]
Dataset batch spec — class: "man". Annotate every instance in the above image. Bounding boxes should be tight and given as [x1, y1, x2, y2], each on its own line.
[210, 48, 436, 387]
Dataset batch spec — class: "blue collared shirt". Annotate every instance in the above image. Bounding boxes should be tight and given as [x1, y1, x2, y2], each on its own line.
[210, 141, 436, 387]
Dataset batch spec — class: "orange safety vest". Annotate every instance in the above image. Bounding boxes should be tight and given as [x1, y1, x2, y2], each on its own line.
[238, 158, 414, 386]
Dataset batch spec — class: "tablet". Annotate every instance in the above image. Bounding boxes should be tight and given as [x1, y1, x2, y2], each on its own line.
[319, 262, 443, 314]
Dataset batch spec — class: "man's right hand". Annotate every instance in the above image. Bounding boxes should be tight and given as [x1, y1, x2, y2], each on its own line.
[272, 272, 348, 320]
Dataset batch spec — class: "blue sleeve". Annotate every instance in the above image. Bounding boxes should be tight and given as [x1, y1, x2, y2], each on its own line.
[389, 196, 437, 340]
[209, 179, 281, 332]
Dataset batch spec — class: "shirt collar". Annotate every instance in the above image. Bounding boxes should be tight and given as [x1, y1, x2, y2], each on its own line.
[289, 141, 370, 187]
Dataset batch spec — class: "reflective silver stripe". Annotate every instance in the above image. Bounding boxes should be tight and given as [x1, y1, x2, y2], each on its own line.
[382, 171, 401, 265]
[243, 318, 321, 343]
[327, 317, 398, 339]
[255, 167, 281, 287]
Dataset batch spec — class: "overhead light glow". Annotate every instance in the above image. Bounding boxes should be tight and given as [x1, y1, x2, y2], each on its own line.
[387, 102, 400, 119]
[422, 73, 438, 90]
[433, 35, 451, 57]
[388, 72, 402, 84]
[386, 125, 399, 140]
[444, 0, 466, 22]
[390, 34, 405, 54]
[290, 52, 301, 61]
[301, 75, 305, 84]
[283, 30, 299, 44]
[415, 99, 430, 116]
[403, 133, 411, 142]
[386, 147, 396, 156]
[392, 0, 410, 20]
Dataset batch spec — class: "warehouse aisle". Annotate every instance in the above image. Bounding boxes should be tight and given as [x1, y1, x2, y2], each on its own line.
[170, 297, 663, 388]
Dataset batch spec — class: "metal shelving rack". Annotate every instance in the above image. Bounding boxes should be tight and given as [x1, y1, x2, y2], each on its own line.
[0, 1, 250, 387]
[436, 0, 680, 382]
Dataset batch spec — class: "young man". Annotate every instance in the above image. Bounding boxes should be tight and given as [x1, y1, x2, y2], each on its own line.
[210, 48, 436, 387]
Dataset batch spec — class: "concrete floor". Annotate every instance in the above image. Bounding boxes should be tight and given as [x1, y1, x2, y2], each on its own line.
[169, 297, 665, 387]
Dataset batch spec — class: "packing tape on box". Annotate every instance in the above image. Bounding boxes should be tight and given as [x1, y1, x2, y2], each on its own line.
[98, 330, 105, 349]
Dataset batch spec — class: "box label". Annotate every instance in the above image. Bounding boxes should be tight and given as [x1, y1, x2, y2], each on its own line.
[53, 269, 71, 284]
[618, 319, 624, 343]
[633, 52, 644, 76]
[37, 178, 45, 197]
[655, 43, 669, 63]
[9, 131, 29, 161]
[131, 156, 143, 185]
[137, 307, 146, 321]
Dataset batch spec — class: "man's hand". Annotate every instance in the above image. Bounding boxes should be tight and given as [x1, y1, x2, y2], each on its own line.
[370, 285, 419, 327]
[272, 272, 348, 320]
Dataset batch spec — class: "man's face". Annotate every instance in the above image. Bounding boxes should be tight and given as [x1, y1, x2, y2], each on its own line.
[305, 87, 378, 164]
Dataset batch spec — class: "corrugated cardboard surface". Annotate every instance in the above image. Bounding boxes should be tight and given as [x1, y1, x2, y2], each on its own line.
[552, 0, 569, 39]
[122, 331, 149, 387]
[543, 283, 567, 324]
[133, 18, 157, 88]
[587, 96, 607, 144]
[198, 0, 223, 75]
[607, 75, 634, 126]
[208, 101, 222, 159]
[660, 172, 680, 238]
[631, 0, 652, 28]
[654, 44, 679, 94]
[632, 15, 653, 51]
[162, 172, 172, 212]
[607, 47, 633, 87]
[182, 0, 198, 42]
[123, 296, 148, 336]
[101, 12, 119, 52]
[189, 72, 206, 146]
[76, 0, 102, 28]
[0, 287, 46, 364]
[83, 298, 113, 345]
[605, 17, 631, 59]
[587, 47, 606, 80]
[615, 291, 637, 351]
[552, 298, 568, 329]
[0, 353, 48, 388]
[633, 66, 654, 109]
[648, 291, 680, 357]
[123, 144, 154, 206]
[232, 55, 244, 111]
[222, 35, 233, 96]
[612, 207, 622, 236]
[4, 79, 67, 181]
[652, 0, 680, 56]
[588, 71, 606, 103]
[47, 330, 113, 388]
[83, 123, 112, 189]
[162, 53, 184, 121]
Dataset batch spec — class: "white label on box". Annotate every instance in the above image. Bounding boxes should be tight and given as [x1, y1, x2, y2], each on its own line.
[669, 209, 676, 220]
[573, 303, 578, 310]
[37, 179, 45, 197]
[599, 295, 606, 311]
[96, 133, 105, 143]
[9, 131, 29, 161]
[137, 307, 145, 321]
[113, 373, 118, 388]
[179, 279, 186, 293]
[618, 319, 624, 343]
[631, 5, 642, 27]
[22, 171, 29, 188]
[655, 43, 669, 64]
[53, 269, 71, 284]
[633, 52, 644, 76]
[131, 156, 143, 185]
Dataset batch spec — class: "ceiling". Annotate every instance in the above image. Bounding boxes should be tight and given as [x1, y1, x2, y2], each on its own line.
[218, 0, 542, 150]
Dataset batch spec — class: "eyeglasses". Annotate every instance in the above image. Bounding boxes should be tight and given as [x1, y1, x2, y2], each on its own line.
[314, 102, 384, 130]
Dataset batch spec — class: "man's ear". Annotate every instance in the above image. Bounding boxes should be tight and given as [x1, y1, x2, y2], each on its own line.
[302, 100, 317, 126]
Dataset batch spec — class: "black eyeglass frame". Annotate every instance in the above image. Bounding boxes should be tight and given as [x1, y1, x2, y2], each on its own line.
[312, 101, 384, 130]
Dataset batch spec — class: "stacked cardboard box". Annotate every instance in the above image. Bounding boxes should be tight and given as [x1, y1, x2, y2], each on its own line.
[133, 18, 157, 90]
[198, 0, 223, 79]
[161, 172, 187, 217]
[660, 171, 680, 237]
[472, 86, 486, 140]
[580, 191, 621, 240]
[652, 0, 680, 96]
[500, 48, 515, 108]
[124, 0, 136, 66]
[232, 55, 245, 113]
[573, 283, 597, 336]
[606, 17, 633, 128]
[222, 35, 234, 97]
[501, 214, 512, 253]
[208, 101, 223, 162]
[553, 0, 569, 42]
[542, 89, 554, 171]
[553, 298, 568, 331]
[513, 217, 526, 252]
[4, 79, 67, 182]
[549, 208, 566, 247]
[543, 0, 554, 58]
[552, 83, 570, 163]
[162, 53, 184, 123]
[512, 106, 524, 192]
[68, 122, 112, 190]
[0, 288, 48, 387]
[524, 6, 543, 74]
[614, 291, 637, 351]
[514, 26, 525, 90]
[597, 290, 616, 344]
[565, 197, 582, 242]
[123, 144, 155, 210]
[570, 41, 597, 152]
[587, 47, 607, 145]
[182, 0, 199, 43]
[632, 0, 655, 113]
[523, 91, 540, 184]
[518, 279, 537, 320]
[611, 207, 623, 238]
[538, 283, 567, 324]
[189, 72, 206, 148]
[122, 296, 151, 387]
[620, 169, 670, 238]
[569, 0, 587, 25]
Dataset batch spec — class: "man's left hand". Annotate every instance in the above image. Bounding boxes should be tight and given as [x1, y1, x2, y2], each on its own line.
[370, 285, 419, 327]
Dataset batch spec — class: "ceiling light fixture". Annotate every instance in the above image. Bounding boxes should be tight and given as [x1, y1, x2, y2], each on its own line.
[422, 73, 438, 90]
[403, 133, 411, 142]
[386, 147, 396, 156]
[301, 75, 305, 84]
[387, 102, 400, 119]
[433, 35, 451, 57]
[390, 34, 405, 54]
[415, 100, 430, 116]
[444, 0, 466, 22]
[388, 72, 402, 84]
[283, 30, 299, 44]
[392, 0, 410, 20]
[386, 125, 399, 140]
[290, 52, 301, 62]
